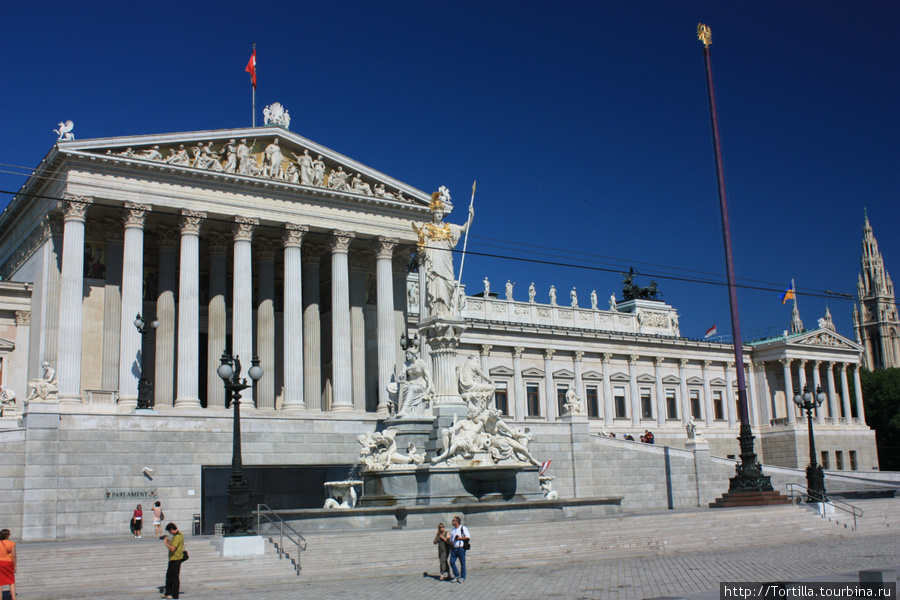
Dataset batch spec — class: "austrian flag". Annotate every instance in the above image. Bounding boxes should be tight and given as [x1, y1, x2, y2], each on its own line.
[705, 324, 717, 339]
[245, 48, 257, 88]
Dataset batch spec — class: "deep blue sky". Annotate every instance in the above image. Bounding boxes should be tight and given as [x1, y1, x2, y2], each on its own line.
[1, 0, 897, 341]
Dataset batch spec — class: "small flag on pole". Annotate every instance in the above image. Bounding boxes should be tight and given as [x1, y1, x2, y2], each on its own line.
[779, 280, 796, 305]
[538, 460, 551, 477]
[705, 323, 717, 338]
[245, 47, 257, 88]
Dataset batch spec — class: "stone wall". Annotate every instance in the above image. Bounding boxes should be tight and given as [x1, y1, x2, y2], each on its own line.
[0, 430, 26, 533]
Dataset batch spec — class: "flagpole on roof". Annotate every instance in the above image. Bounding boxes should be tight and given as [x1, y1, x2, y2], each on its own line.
[251, 43, 256, 127]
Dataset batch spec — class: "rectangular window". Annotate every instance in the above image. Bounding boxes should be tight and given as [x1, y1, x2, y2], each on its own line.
[640, 388, 653, 419]
[526, 384, 540, 417]
[713, 390, 724, 420]
[820, 451, 830, 470]
[494, 385, 509, 416]
[665, 389, 678, 420]
[557, 386, 569, 416]
[835, 451, 844, 471]
[849, 450, 858, 471]
[614, 386, 627, 419]
[586, 386, 599, 418]
[689, 390, 701, 419]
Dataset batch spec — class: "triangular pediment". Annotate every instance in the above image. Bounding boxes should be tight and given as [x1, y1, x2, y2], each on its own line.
[0, 337, 14, 351]
[609, 371, 630, 382]
[56, 127, 432, 209]
[791, 329, 862, 351]
[636, 373, 656, 384]
[553, 368, 575, 380]
[522, 367, 545, 378]
[489, 365, 515, 377]
[582, 370, 603, 380]
[686, 376, 705, 386]
[662, 375, 681, 385]
[709, 377, 727, 387]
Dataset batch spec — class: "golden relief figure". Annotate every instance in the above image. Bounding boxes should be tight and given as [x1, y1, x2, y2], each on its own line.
[697, 23, 712, 48]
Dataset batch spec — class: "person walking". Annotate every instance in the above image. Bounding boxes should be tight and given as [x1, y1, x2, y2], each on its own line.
[448, 515, 470, 583]
[162, 523, 185, 599]
[433, 522, 451, 580]
[133, 504, 143, 538]
[0, 529, 18, 600]
[153, 501, 164, 537]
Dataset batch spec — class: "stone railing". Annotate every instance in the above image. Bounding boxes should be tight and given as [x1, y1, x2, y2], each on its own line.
[83, 389, 119, 406]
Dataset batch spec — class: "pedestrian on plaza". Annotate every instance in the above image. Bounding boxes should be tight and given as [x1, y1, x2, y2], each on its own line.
[133, 503, 143, 538]
[448, 515, 470, 583]
[433, 522, 451, 580]
[153, 501, 164, 537]
[0, 529, 18, 600]
[162, 523, 185, 599]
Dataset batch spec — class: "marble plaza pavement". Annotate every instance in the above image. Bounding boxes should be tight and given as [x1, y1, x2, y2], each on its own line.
[15, 499, 900, 600]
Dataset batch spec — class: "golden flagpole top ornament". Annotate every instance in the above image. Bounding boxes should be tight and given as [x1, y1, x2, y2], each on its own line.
[697, 23, 712, 48]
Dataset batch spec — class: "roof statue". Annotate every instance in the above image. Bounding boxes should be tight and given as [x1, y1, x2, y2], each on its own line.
[54, 120, 74, 140]
[263, 102, 291, 129]
[621, 267, 662, 301]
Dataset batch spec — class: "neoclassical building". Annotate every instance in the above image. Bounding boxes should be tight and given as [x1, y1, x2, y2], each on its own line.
[853, 211, 899, 370]
[0, 121, 880, 539]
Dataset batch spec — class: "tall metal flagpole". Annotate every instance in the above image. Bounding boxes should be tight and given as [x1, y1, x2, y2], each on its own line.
[251, 43, 256, 127]
[697, 24, 781, 503]
[454, 181, 476, 311]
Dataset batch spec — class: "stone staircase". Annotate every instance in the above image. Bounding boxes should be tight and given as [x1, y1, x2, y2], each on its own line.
[823, 496, 900, 532]
[14, 502, 882, 598]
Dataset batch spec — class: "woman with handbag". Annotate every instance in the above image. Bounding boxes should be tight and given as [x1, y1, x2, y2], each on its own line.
[153, 501, 164, 537]
[0, 529, 18, 600]
[433, 522, 451, 580]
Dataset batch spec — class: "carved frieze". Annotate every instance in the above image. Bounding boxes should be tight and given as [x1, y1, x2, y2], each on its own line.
[796, 332, 856, 349]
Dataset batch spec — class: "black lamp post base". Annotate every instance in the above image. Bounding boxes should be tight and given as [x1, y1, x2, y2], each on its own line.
[136, 378, 154, 410]
[710, 425, 792, 508]
[225, 476, 255, 536]
[806, 464, 826, 503]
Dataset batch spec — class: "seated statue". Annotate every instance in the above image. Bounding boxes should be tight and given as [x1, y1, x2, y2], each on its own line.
[27, 362, 58, 402]
[563, 388, 584, 415]
[0, 386, 16, 417]
[431, 406, 489, 464]
[686, 416, 706, 443]
[457, 354, 495, 409]
[386, 348, 433, 418]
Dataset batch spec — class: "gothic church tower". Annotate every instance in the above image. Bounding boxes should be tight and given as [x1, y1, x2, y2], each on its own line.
[853, 210, 900, 369]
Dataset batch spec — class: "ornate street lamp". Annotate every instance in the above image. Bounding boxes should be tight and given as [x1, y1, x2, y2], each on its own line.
[793, 385, 827, 503]
[133, 313, 159, 410]
[218, 352, 263, 535]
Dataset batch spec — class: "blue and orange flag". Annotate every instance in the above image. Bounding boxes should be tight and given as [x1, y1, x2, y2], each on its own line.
[779, 279, 796, 304]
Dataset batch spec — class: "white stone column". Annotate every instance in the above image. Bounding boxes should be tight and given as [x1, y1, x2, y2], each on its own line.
[797, 359, 808, 395]
[574, 351, 585, 408]
[746, 363, 759, 426]
[825, 362, 838, 422]
[302, 245, 324, 410]
[725, 362, 737, 427]
[255, 238, 278, 410]
[41, 215, 63, 370]
[175, 210, 205, 408]
[232, 216, 258, 405]
[393, 251, 410, 369]
[117, 202, 150, 410]
[349, 254, 368, 412]
[853, 366, 866, 424]
[679, 358, 689, 425]
[780, 357, 796, 423]
[840, 364, 852, 422]
[374, 237, 397, 415]
[56, 195, 92, 403]
[654, 357, 665, 427]
[12, 311, 31, 399]
[101, 219, 124, 391]
[513, 347, 525, 419]
[701, 360, 714, 427]
[812, 361, 823, 424]
[330, 231, 355, 411]
[602, 353, 614, 423]
[154, 227, 179, 407]
[544, 349, 556, 420]
[282, 224, 307, 412]
[481, 345, 493, 374]
[629, 355, 640, 426]
[206, 232, 229, 409]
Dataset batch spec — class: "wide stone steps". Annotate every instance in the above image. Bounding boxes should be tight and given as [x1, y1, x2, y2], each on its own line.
[825, 496, 900, 532]
[16, 501, 888, 597]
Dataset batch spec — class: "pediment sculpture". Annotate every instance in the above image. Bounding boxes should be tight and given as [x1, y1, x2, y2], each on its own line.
[263, 102, 291, 129]
[796, 331, 855, 349]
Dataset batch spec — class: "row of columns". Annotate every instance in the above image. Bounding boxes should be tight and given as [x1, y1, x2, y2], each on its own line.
[52, 194, 404, 412]
[777, 357, 865, 425]
[487, 346, 761, 426]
